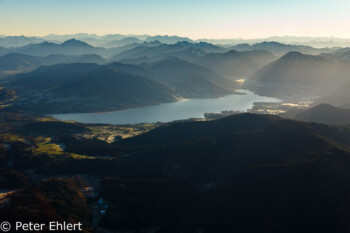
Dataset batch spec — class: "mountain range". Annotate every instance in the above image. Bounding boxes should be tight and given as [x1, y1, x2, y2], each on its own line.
[2, 36, 350, 113]
[245, 51, 350, 98]
[7, 57, 237, 113]
[110, 41, 225, 62]
[193, 49, 276, 79]
[0, 34, 194, 48]
[3, 34, 350, 48]
[322, 47, 350, 61]
[0, 35, 44, 47]
[107, 57, 236, 98]
[0, 53, 106, 72]
[4, 33, 350, 233]
[231, 41, 338, 56]
[102, 37, 143, 48]
[284, 104, 350, 125]
[142, 57, 236, 97]
[0, 39, 119, 57]
[10, 63, 178, 113]
[316, 81, 350, 106]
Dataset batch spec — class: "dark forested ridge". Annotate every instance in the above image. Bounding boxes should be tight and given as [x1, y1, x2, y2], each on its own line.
[102, 114, 350, 232]
[284, 103, 350, 125]
[3, 113, 350, 232]
[7, 63, 178, 113]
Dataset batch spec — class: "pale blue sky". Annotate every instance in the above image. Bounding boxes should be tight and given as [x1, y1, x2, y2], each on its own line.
[0, 0, 349, 38]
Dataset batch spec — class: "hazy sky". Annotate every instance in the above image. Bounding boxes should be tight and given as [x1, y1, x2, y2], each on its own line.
[1, 0, 350, 39]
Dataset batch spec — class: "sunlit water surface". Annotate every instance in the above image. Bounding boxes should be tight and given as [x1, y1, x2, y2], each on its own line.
[52, 90, 280, 124]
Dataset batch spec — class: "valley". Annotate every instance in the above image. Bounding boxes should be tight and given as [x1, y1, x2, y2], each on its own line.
[51, 90, 280, 124]
[1, 30, 350, 233]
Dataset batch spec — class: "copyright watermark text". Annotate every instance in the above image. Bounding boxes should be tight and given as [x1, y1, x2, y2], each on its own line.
[0, 222, 11, 232]
[0, 221, 83, 232]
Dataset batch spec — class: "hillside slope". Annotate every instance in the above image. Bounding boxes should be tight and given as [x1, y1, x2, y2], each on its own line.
[316, 81, 350, 106]
[10, 63, 177, 113]
[99, 113, 350, 233]
[284, 104, 350, 125]
[194, 50, 275, 79]
[107, 58, 236, 98]
[245, 51, 350, 98]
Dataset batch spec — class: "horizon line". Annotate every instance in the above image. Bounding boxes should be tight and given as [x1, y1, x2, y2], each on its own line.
[1, 33, 350, 41]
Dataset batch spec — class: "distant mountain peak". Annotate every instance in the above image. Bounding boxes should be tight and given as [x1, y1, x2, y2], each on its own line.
[281, 51, 303, 57]
[226, 50, 240, 55]
[175, 41, 192, 47]
[279, 51, 321, 62]
[61, 39, 92, 47]
[258, 41, 285, 46]
[198, 41, 213, 46]
[144, 40, 162, 45]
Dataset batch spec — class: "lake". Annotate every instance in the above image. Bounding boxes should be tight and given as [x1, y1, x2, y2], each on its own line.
[52, 90, 280, 124]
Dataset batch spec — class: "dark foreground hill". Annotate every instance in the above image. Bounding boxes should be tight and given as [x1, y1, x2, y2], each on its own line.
[10, 63, 177, 113]
[4, 113, 350, 233]
[0, 178, 92, 233]
[98, 113, 350, 233]
[284, 103, 350, 125]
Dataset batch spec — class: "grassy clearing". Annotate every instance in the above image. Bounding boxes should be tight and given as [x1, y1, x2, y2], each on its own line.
[0, 134, 27, 143]
[69, 153, 96, 160]
[33, 137, 64, 155]
[32, 137, 99, 159]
